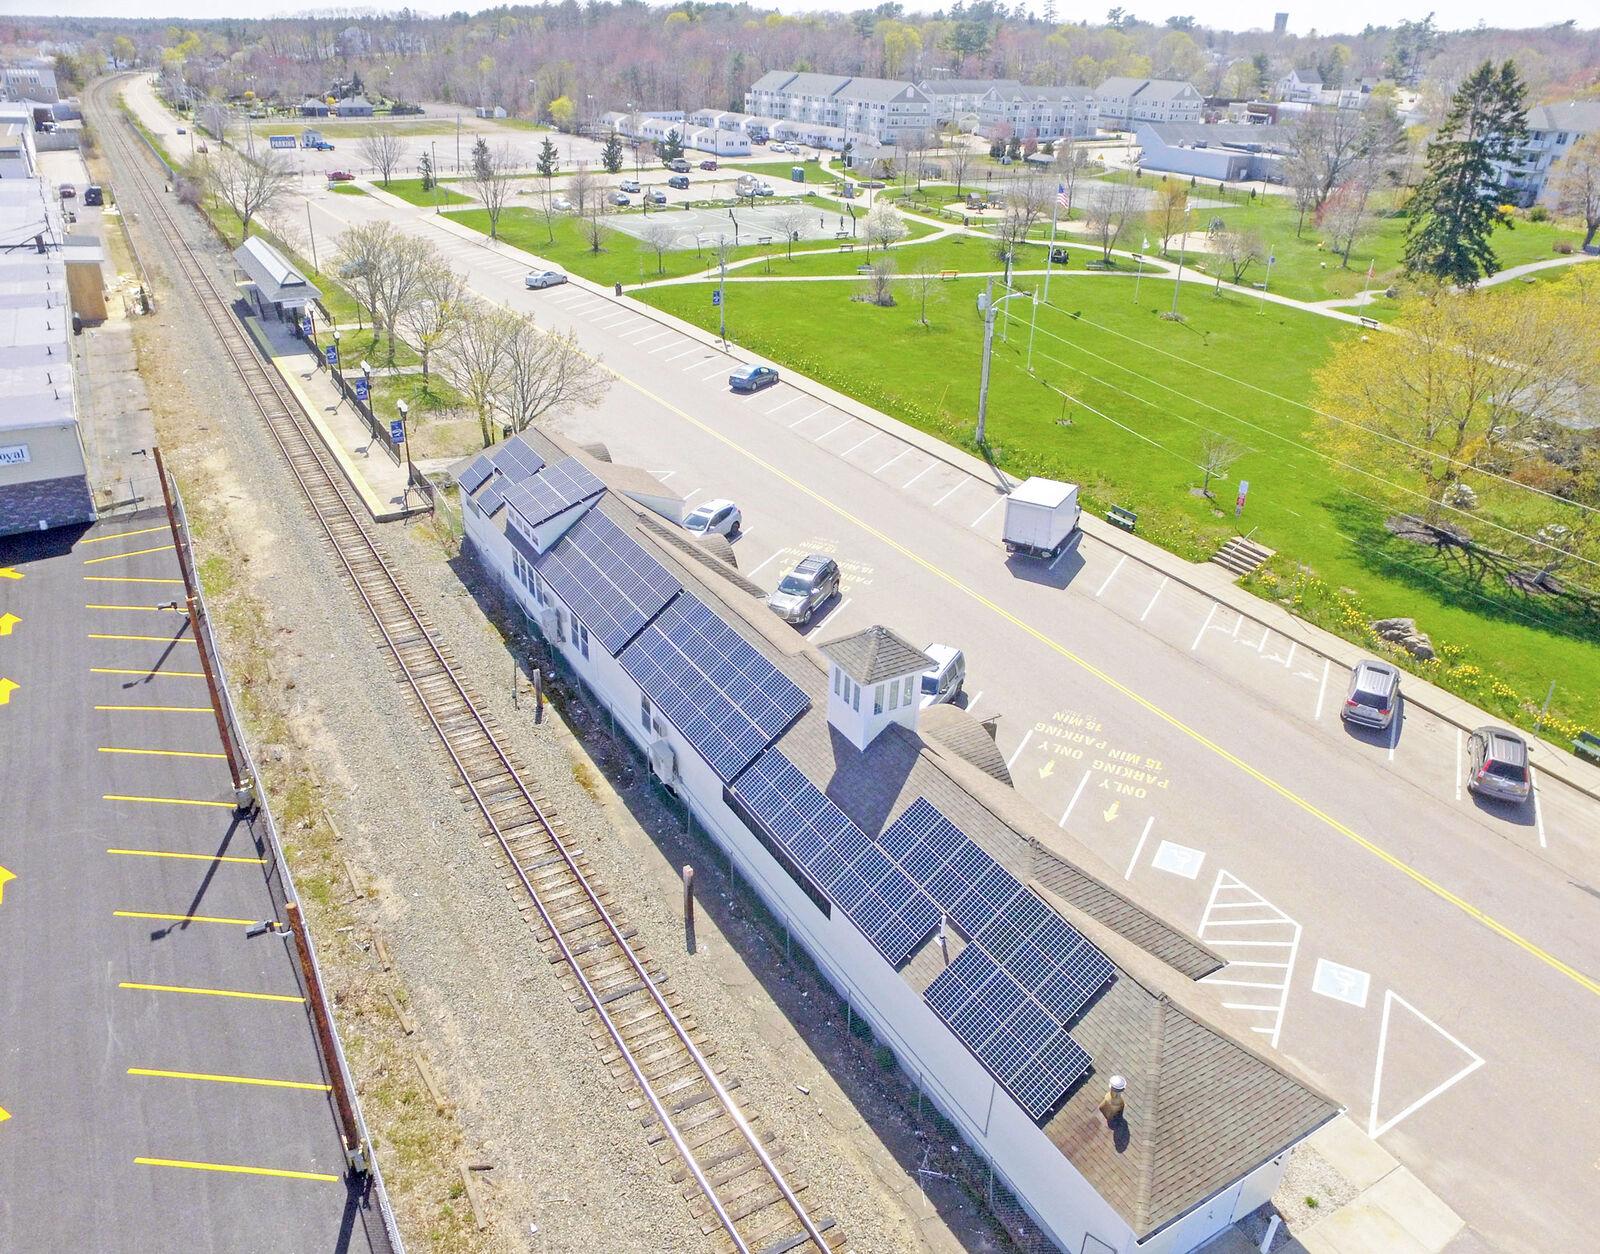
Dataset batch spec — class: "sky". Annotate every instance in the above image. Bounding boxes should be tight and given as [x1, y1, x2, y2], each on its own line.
[2, 0, 1588, 35]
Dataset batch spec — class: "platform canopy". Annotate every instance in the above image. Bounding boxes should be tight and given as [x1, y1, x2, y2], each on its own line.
[232, 235, 320, 308]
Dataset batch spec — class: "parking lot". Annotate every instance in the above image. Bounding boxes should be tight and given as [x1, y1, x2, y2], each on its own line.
[0, 516, 373, 1252]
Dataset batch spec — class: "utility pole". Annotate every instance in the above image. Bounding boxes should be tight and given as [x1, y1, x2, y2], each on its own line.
[1170, 207, 1188, 317]
[976, 279, 1030, 445]
[717, 251, 727, 349]
[305, 200, 319, 273]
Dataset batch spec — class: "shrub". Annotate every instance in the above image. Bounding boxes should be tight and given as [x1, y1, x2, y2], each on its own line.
[1528, 204, 1549, 222]
[1553, 241, 1574, 254]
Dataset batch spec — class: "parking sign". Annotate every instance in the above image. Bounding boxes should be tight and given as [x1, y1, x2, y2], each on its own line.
[325, 345, 339, 368]
[711, 289, 722, 307]
[353, 376, 370, 403]
[300, 315, 312, 337]
[389, 420, 405, 445]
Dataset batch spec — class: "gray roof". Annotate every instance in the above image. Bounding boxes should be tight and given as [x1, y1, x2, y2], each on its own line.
[748, 70, 799, 94]
[1141, 121, 1291, 153]
[919, 702, 1011, 785]
[1135, 79, 1201, 101]
[1527, 101, 1600, 135]
[1098, 77, 1146, 95]
[0, 178, 75, 435]
[232, 236, 320, 305]
[820, 625, 931, 684]
[922, 78, 1023, 97]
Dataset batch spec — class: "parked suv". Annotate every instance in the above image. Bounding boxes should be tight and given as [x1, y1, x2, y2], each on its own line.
[766, 556, 840, 625]
[1466, 727, 1532, 803]
[664, 157, 691, 173]
[1341, 659, 1401, 731]
[683, 499, 741, 538]
[919, 645, 966, 709]
[667, 174, 690, 190]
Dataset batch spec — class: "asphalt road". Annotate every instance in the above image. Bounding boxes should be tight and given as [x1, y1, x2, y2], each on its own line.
[117, 78, 1600, 1250]
[0, 516, 376, 1252]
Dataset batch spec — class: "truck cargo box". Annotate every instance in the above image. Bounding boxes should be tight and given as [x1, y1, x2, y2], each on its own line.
[1003, 477, 1080, 558]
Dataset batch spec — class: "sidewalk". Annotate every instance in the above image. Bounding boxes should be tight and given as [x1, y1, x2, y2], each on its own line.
[242, 312, 422, 521]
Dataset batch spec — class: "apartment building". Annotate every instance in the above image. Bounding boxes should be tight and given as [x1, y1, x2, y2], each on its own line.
[918, 77, 1022, 125]
[0, 58, 60, 104]
[1095, 77, 1204, 129]
[744, 71, 934, 147]
[1499, 100, 1600, 205]
[978, 85, 1099, 142]
[0, 101, 39, 179]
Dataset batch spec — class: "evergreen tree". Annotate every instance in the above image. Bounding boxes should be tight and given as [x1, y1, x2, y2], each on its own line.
[1403, 60, 1527, 286]
[660, 128, 685, 162]
[418, 150, 434, 192]
[601, 130, 624, 174]
[471, 135, 492, 183]
[536, 136, 559, 179]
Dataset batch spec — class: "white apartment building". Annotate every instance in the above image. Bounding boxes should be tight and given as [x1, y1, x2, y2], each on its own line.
[601, 111, 749, 157]
[978, 85, 1099, 142]
[918, 77, 1022, 125]
[744, 71, 934, 147]
[1095, 77, 1204, 129]
[1499, 100, 1600, 205]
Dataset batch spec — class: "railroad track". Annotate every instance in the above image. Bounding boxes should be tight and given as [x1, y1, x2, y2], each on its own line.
[90, 75, 842, 1254]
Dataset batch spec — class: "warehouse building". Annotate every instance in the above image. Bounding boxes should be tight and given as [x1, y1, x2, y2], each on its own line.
[456, 429, 1341, 1254]
[1135, 122, 1291, 183]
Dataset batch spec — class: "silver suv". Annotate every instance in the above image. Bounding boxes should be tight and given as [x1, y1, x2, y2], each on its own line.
[766, 555, 840, 625]
[1341, 659, 1401, 731]
[1466, 727, 1531, 803]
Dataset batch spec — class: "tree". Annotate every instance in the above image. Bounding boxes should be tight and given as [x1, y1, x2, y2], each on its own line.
[418, 150, 435, 192]
[536, 136, 559, 179]
[773, 205, 810, 260]
[466, 137, 516, 241]
[601, 130, 624, 174]
[992, 175, 1051, 277]
[203, 146, 290, 242]
[357, 131, 404, 187]
[1212, 229, 1265, 289]
[1222, 59, 1260, 100]
[854, 255, 897, 307]
[1153, 180, 1188, 254]
[1318, 173, 1378, 268]
[639, 220, 681, 274]
[864, 201, 907, 252]
[1084, 180, 1137, 263]
[570, 167, 609, 253]
[535, 185, 563, 245]
[1198, 434, 1242, 498]
[548, 95, 576, 131]
[399, 255, 468, 380]
[1551, 132, 1600, 253]
[495, 316, 610, 437]
[446, 302, 517, 447]
[335, 223, 430, 365]
[659, 128, 685, 163]
[948, 142, 974, 195]
[1283, 105, 1371, 228]
[903, 261, 946, 327]
[1404, 60, 1528, 286]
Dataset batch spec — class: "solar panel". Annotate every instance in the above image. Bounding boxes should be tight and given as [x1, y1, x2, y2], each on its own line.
[490, 440, 545, 482]
[476, 480, 508, 516]
[1005, 1029, 1092, 1119]
[459, 454, 494, 494]
[507, 455, 605, 526]
[537, 510, 680, 655]
[861, 893, 940, 966]
[948, 863, 1021, 935]
[735, 751, 860, 854]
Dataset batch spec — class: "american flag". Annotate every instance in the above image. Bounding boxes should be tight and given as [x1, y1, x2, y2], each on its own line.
[1057, 183, 1070, 209]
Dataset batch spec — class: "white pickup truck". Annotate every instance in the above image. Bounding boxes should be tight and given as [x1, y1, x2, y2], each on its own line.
[1002, 477, 1081, 559]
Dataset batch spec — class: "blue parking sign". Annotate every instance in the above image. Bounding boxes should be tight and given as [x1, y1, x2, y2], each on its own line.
[389, 420, 405, 445]
[353, 376, 370, 403]
[711, 289, 722, 307]
[301, 315, 312, 337]
[325, 344, 339, 368]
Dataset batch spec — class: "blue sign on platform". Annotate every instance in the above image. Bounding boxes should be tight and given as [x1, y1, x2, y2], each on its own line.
[325, 345, 339, 368]
[711, 289, 722, 307]
[353, 376, 370, 403]
[389, 420, 405, 445]
[300, 315, 312, 337]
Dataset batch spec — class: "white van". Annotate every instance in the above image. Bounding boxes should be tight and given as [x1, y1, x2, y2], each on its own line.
[919, 644, 966, 709]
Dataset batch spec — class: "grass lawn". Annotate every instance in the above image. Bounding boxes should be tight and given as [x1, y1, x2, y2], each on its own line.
[377, 177, 473, 207]
[307, 120, 460, 138]
[635, 273, 1600, 733]
[367, 372, 480, 459]
[330, 184, 366, 197]
[726, 160, 839, 186]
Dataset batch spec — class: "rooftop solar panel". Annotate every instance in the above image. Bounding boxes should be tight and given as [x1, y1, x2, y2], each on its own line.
[489, 440, 545, 483]
[537, 509, 680, 655]
[476, 480, 508, 516]
[459, 454, 494, 494]
[1004, 1029, 1092, 1119]
[507, 455, 605, 526]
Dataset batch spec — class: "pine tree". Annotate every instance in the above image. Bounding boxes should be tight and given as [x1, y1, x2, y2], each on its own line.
[536, 136, 559, 179]
[1403, 60, 1527, 286]
[418, 150, 434, 192]
[601, 130, 624, 174]
[660, 128, 685, 162]
[471, 135, 491, 183]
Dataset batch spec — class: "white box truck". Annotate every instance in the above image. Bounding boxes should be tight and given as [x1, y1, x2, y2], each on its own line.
[1003, 477, 1081, 558]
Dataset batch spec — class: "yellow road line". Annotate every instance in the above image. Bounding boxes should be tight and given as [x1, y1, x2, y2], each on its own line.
[128, 1068, 330, 1092]
[119, 981, 303, 1003]
[86, 603, 184, 612]
[114, 911, 257, 926]
[109, 848, 264, 864]
[134, 1157, 338, 1183]
[621, 360, 1600, 998]
[88, 633, 194, 644]
[82, 525, 170, 544]
[95, 705, 211, 713]
[85, 575, 184, 585]
[92, 668, 205, 678]
[99, 746, 225, 760]
[83, 544, 175, 565]
[103, 794, 234, 809]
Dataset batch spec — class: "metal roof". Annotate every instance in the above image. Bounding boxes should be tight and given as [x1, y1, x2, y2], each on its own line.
[1527, 101, 1600, 134]
[232, 236, 320, 306]
[0, 177, 74, 435]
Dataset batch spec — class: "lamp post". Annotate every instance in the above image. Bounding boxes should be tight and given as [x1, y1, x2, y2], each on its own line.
[396, 398, 413, 500]
[431, 140, 440, 213]
[976, 278, 1032, 445]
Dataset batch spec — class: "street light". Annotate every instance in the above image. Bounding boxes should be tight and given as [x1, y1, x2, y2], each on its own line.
[396, 398, 414, 502]
[975, 278, 1033, 445]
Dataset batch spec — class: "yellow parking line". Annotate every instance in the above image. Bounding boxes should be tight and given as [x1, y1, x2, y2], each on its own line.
[119, 982, 303, 1003]
[88, 633, 194, 644]
[129, 1068, 330, 1092]
[92, 668, 205, 678]
[114, 911, 257, 926]
[100, 746, 226, 760]
[103, 794, 234, 809]
[85, 575, 184, 585]
[83, 544, 175, 565]
[109, 848, 264, 865]
[134, 1157, 338, 1183]
[82, 525, 170, 544]
[95, 705, 211, 713]
[86, 603, 184, 612]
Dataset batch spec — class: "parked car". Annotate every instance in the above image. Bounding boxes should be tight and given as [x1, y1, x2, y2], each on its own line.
[82, 185, 104, 206]
[664, 157, 691, 173]
[607, 190, 631, 206]
[752, 135, 769, 145]
[770, 141, 788, 153]
[327, 170, 355, 182]
[1466, 727, 1532, 803]
[551, 194, 574, 211]
[699, 159, 719, 171]
[683, 499, 741, 538]
[524, 269, 568, 289]
[646, 189, 667, 204]
[766, 556, 840, 625]
[1341, 659, 1401, 731]
[619, 179, 641, 193]
[919, 645, 966, 709]
[753, 182, 775, 197]
[666, 174, 690, 190]
[175, 126, 187, 135]
[59, 184, 77, 200]
[729, 364, 779, 393]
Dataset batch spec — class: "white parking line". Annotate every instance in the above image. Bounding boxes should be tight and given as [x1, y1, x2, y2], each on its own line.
[1095, 556, 1126, 598]
[767, 394, 804, 416]
[1005, 728, 1035, 771]
[650, 470, 676, 480]
[630, 329, 674, 346]
[1282, 641, 1296, 670]
[648, 339, 688, 355]
[1199, 871, 1301, 1050]
[790, 405, 831, 428]
[1368, 992, 1485, 1140]
[1058, 768, 1092, 826]
[661, 346, 700, 363]
[1531, 769, 1546, 848]
[1049, 542, 1073, 571]
[1141, 576, 1167, 622]
[970, 497, 1003, 529]
[965, 690, 983, 713]
[933, 479, 967, 508]
[840, 432, 878, 458]
[815, 417, 855, 442]
[810, 596, 852, 634]
[701, 364, 732, 381]
[745, 549, 785, 580]
[875, 449, 910, 476]
[1388, 710, 1401, 762]
[903, 462, 937, 490]
[1123, 816, 1154, 880]
[683, 486, 703, 502]
[593, 312, 633, 328]
[683, 354, 715, 371]
[1190, 603, 1218, 652]
[1314, 659, 1331, 720]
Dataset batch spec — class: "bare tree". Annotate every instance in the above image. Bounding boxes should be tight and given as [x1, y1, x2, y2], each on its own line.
[399, 254, 468, 379]
[1153, 180, 1188, 255]
[772, 204, 811, 260]
[1285, 105, 1370, 216]
[1551, 132, 1600, 253]
[573, 176, 610, 254]
[445, 301, 518, 447]
[947, 142, 973, 196]
[334, 222, 427, 363]
[568, 165, 598, 217]
[639, 220, 681, 274]
[357, 131, 405, 187]
[534, 185, 562, 244]
[902, 260, 946, 327]
[992, 173, 1052, 273]
[1083, 180, 1137, 263]
[1198, 433, 1243, 498]
[495, 316, 611, 435]
[204, 146, 291, 242]
[1056, 136, 1079, 221]
[1318, 172, 1379, 267]
[198, 100, 229, 143]
[864, 201, 907, 252]
[1212, 229, 1266, 289]
[465, 137, 516, 240]
[853, 255, 897, 307]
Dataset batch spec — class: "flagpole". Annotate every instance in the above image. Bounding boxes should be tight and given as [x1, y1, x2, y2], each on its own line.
[1170, 208, 1187, 316]
[1044, 184, 1060, 304]
[1259, 248, 1274, 315]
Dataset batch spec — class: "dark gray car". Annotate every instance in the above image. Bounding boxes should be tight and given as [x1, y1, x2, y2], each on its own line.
[766, 555, 840, 625]
[1466, 727, 1532, 803]
[1341, 659, 1401, 731]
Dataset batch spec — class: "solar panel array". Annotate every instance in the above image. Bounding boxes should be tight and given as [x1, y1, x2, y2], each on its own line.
[505, 456, 605, 527]
[537, 509, 681, 655]
[459, 454, 495, 495]
[735, 751, 942, 966]
[621, 594, 808, 782]
[490, 441, 546, 481]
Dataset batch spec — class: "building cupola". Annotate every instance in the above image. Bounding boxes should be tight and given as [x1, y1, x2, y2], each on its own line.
[819, 626, 931, 752]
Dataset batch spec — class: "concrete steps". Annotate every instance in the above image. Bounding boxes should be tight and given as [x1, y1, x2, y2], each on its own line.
[1211, 535, 1275, 578]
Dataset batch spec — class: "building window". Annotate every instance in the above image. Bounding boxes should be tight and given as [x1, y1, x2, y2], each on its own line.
[574, 621, 590, 659]
[851, 681, 860, 712]
[902, 675, 915, 707]
[641, 693, 653, 731]
[873, 684, 885, 715]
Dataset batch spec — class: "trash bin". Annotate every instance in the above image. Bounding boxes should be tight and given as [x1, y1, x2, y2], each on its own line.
[615, 281, 622, 296]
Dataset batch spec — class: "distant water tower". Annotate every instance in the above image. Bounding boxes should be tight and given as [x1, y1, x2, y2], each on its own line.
[1273, 12, 1289, 35]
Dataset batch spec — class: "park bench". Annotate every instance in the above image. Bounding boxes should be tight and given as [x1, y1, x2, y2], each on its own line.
[857, 264, 874, 275]
[839, 241, 854, 250]
[940, 269, 959, 280]
[1106, 505, 1137, 532]
[1574, 731, 1600, 765]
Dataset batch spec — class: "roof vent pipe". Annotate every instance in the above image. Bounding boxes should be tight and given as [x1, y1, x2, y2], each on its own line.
[1099, 1074, 1127, 1124]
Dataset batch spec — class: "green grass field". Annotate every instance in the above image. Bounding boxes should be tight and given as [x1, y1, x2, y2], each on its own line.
[378, 177, 473, 207]
[635, 272, 1600, 733]
[726, 160, 838, 186]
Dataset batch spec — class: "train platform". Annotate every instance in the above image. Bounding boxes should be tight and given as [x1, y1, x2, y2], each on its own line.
[0, 512, 387, 1252]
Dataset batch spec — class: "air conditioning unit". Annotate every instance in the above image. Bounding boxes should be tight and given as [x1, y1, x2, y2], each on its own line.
[537, 604, 563, 641]
[648, 738, 678, 785]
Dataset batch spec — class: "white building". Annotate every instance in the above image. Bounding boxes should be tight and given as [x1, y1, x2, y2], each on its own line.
[602, 111, 749, 157]
[0, 101, 39, 179]
[1273, 69, 1323, 104]
[1136, 122, 1291, 183]
[1500, 100, 1600, 206]
[918, 77, 1022, 126]
[457, 429, 1341, 1254]
[978, 85, 1099, 142]
[1095, 77, 1204, 129]
[744, 71, 934, 148]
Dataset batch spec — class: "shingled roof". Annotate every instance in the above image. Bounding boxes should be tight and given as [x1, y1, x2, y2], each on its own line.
[820, 625, 931, 685]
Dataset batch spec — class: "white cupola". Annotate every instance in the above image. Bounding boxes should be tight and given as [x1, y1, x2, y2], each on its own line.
[819, 626, 932, 753]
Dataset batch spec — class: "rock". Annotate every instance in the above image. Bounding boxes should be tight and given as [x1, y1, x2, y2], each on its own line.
[1400, 632, 1435, 661]
[1371, 617, 1416, 641]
